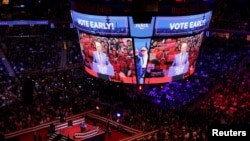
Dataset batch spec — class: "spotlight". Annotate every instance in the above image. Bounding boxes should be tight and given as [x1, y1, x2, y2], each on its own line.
[138, 85, 142, 91]
[116, 113, 121, 118]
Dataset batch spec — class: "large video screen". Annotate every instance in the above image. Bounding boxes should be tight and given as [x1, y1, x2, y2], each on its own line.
[78, 31, 203, 84]
[72, 10, 209, 84]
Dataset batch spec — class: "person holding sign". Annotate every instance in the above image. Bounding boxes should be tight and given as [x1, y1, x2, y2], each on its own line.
[92, 41, 114, 75]
[168, 42, 189, 76]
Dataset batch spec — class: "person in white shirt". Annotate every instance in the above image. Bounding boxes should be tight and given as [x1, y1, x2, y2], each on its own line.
[139, 47, 149, 84]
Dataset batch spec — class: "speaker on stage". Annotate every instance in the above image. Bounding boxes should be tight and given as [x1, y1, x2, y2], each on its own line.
[48, 123, 55, 134]
[60, 114, 65, 123]
[68, 120, 73, 126]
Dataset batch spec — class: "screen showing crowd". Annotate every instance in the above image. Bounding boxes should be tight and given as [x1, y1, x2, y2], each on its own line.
[78, 31, 203, 84]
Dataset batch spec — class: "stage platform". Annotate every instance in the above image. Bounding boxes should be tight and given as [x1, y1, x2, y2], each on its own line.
[49, 118, 105, 141]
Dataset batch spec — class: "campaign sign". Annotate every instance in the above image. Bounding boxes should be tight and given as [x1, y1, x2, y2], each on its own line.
[71, 10, 129, 36]
[154, 10, 212, 36]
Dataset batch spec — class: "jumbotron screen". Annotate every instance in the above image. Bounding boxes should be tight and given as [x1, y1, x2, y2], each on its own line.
[71, 10, 212, 84]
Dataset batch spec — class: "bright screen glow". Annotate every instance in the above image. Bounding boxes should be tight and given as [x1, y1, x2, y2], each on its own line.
[78, 31, 203, 84]
[79, 32, 136, 83]
[144, 32, 203, 84]
[72, 10, 209, 84]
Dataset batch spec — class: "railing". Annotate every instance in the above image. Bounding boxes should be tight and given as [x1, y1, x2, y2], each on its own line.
[119, 129, 159, 141]
[74, 127, 99, 139]
[4, 110, 143, 139]
[55, 118, 84, 130]
[86, 112, 142, 135]
[4, 110, 94, 139]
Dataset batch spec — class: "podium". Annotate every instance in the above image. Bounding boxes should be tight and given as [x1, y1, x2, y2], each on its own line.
[92, 63, 114, 76]
[168, 64, 189, 77]
[80, 122, 87, 132]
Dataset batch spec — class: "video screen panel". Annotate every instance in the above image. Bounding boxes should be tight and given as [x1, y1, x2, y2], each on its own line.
[154, 11, 212, 36]
[78, 31, 203, 84]
[144, 32, 203, 84]
[71, 10, 129, 36]
[129, 16, 155, 37]
[78, 31, 136, 83]
[133, 38, 151, 84]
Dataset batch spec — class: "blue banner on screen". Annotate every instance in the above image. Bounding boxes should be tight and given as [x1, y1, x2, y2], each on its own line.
[129, 16, 155, 37]
[71, 10, 129, 36]
[0, 20, 49, 26]
[154, 11, 212, 36]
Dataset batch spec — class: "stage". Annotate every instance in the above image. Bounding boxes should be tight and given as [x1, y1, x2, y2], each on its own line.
[51, 118, 105, 141]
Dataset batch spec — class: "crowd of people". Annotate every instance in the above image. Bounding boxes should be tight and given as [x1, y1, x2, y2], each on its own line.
[210, 0, 250, 31]
[0, 23, 249, 141]
[82, 33, 249, 141]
